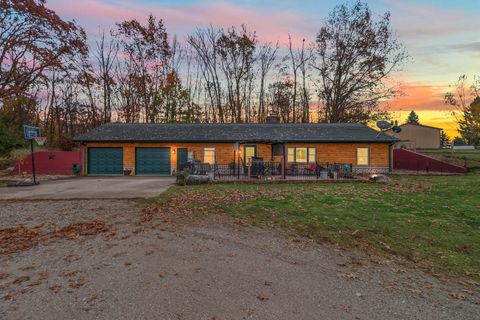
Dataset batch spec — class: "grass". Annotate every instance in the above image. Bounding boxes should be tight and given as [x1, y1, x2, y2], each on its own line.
[419, 148, 480, 171]
[0, 180, 7, 187]
[153, 175, 480, 280]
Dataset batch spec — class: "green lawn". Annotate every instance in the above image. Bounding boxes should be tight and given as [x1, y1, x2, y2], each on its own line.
[419, 148, 480, 171]
[0, 180, 6, 187]
[152, 175, 480, 280]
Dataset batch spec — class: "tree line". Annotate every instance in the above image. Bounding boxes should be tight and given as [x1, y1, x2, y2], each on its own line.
[0, 0, 407, 152]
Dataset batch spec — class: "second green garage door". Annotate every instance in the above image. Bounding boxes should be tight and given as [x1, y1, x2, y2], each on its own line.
[135, 147, 171, 175]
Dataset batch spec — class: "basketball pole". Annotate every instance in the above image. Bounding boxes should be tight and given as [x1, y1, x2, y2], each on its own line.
[30, 138, 36, 185]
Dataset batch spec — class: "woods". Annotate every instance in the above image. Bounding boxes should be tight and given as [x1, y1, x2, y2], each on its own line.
[0, 0, 407, 152]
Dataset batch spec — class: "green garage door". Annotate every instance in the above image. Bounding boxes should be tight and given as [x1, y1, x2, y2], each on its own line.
[88, 148, 123, 175]
[135, 147, 171, 175]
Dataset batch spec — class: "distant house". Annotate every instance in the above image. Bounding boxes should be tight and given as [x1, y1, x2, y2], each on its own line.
[74, 118, 397, 176]
[385, 123, 441, 149]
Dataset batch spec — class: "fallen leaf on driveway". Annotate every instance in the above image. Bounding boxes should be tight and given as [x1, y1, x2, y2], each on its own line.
[449, 292, 466, 300]
[257, 293, 269, 301]
[383, 283, 396, 292]
[337, 272, 359, 280]
[407, 288, 422, 295]
[13, 276, 30, 284]
[342, 304, 351, 313]
[49, 284, 62, 293]
[159, 272, 166, 278]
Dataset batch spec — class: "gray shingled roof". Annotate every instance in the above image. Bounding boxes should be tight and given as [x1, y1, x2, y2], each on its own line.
[74, 123, 397, 143]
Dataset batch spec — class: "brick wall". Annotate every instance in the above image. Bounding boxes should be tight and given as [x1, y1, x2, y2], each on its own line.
[84, 141, 390, 175]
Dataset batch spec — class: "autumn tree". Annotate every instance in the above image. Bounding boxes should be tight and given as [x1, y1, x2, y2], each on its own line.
[217, 25, 257, 122]
[313, 0, 408, 123]
[0, 0, 87, 101]
[406, 110, 420, 125]
[458, 97, 480, 146]
[439, 130, 450, 147]
[445, 75, 480, 145]
[269, 80, 294, 123]
[114, 14, 171, 123]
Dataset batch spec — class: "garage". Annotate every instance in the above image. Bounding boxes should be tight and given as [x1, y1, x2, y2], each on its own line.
[87, 147, 123, 175]
[135, 147, 171, 175]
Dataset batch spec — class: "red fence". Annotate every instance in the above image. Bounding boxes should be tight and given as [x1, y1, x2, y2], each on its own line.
[393, 149, 467, 174]
[14, 150, 82, 175]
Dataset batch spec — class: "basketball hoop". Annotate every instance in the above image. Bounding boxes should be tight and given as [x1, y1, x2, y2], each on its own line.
[33, 137, 47, 146]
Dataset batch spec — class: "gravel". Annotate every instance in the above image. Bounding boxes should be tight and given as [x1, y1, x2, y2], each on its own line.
[0, 199, 478, 320]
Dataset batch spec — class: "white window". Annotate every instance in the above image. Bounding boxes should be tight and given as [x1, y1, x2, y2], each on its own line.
[308, 148, 316, 163]
[296, 148, 308, 163]
[287, 147, 316, 163]
[287, 148, 295, 163]
[203, 147, 215, 164]
[357, 147, 369, 166]
[244, 145, 256, 163]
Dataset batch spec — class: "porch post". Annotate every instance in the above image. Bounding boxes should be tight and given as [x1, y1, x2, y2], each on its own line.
[282, 143, 286, 180]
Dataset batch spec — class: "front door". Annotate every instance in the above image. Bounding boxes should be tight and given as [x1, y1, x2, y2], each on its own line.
[244, 145, 257, 166]
[177, 148, 188, 172]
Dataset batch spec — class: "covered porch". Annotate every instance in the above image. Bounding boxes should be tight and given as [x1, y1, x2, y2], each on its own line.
[187, 141, 354, 181]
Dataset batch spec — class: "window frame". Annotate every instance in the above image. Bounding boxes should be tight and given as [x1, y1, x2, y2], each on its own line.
[287, 147, 316, 164]
[203, 147, 216, 164]
[356, 147, 370, 166]
[244, 145, 257, 165]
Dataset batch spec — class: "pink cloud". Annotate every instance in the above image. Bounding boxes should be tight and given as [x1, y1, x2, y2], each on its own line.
[47, 0, 315, 45]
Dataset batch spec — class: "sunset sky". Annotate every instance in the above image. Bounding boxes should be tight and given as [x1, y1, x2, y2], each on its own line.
[47, 0, 480, 137]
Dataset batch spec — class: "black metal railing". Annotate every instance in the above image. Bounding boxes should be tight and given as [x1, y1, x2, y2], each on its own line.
[285, 162, 353, 180]
[187, 159, 353, 181]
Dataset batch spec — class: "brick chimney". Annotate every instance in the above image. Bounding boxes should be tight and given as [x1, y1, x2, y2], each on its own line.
[266, 113, 280, 124]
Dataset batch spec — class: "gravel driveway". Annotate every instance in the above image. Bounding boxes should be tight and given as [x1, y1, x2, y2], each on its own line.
[0, 199, 478, 320]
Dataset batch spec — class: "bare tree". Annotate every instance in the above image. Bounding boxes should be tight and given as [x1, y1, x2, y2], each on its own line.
[94, 30, 118, 123]
[187, 27, 224, 122]
[257, 42, 278, 122]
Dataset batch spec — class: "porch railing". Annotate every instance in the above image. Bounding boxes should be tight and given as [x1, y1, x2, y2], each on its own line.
[285, 163, 353, 180]
[188, 159, 353, 181]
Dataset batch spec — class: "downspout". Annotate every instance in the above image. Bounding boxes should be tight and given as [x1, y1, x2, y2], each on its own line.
[83, 143, 87, 176]
[389, 143, 393, 173]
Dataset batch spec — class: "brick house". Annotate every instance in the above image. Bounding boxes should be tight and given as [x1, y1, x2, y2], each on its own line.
[74, 121, 396, 177]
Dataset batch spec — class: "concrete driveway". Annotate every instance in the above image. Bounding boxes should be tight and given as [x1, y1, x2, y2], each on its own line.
[0, 177, 175, 200]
